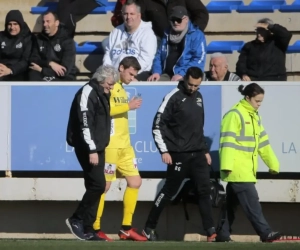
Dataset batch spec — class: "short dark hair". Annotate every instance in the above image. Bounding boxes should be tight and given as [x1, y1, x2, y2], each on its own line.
[185, 67, 203, 80]
[43, 11, 59, 21]
[119, 56, 141, 71]
[238, 83, 265, 98]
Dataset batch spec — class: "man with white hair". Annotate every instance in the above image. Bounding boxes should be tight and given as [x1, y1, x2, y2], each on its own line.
[65, 65, 118, 241]
[103, 0, 157, 81]
[204, 52, 240, 81]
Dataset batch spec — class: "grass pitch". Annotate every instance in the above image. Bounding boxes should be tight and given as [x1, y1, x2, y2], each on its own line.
[0, 240, 300, 250]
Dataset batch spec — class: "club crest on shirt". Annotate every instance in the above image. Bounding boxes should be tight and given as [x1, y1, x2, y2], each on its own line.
[196, 97, 202, 107]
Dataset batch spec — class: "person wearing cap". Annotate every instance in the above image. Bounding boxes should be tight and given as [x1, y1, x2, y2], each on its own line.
[0, 10, 33, 81]
[148, 6, 206, 82]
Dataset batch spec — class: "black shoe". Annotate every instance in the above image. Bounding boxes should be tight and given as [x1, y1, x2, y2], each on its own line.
[142, 227, 158, 241]
[261, 232, 282, 242]
[216, 236, 234, 242]
[65, 218, 85, 240]
[85, 232, 107, 241]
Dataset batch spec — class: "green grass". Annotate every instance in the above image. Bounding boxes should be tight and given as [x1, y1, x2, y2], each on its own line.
[0, 240, 300, 250]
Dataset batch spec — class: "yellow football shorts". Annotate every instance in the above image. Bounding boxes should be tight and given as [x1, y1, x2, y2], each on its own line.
[104, 146, 139, 181]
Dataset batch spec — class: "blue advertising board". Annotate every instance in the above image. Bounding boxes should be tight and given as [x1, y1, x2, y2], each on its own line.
[11, 84, 221, 171]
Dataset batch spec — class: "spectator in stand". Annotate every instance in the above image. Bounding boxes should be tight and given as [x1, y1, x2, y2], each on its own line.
[236, 18, 292, 81]
[103, 0, 157, 81]
[111, 0, 209, 42]
[148, 6, 206, 82]
[0, 10, 33, 81]
[57, 0, 101, 38]
[28, 11, 76, 81]
[203, 53, 240, 81]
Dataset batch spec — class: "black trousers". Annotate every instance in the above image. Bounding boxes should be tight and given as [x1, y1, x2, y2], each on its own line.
[145, 151, 215, 231]
[71, 148, 106, 233]
[57, 0, 99, 38]
[217, 183, 272, 240]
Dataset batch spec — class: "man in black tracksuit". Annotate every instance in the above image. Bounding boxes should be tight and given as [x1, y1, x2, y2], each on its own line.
[29, 11, 76, 81]
[142, 66, 216, 241]
[65, 65, 118, 241]
[0, 10, 33, 81]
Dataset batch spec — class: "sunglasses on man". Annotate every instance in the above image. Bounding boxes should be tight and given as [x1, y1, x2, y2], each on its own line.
[170, 16, 186, 24]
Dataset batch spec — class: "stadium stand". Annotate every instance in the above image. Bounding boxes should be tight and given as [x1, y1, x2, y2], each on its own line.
[3, 0, 300, 80]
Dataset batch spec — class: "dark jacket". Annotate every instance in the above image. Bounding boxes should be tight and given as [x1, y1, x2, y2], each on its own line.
[236, 24, 292, 81]
[152, 81, 208, 154]
[30, 25, 76, 79]
[0, 10, 33, 78]
[66, 79, 111, 153]
[112, 0, 209, 38]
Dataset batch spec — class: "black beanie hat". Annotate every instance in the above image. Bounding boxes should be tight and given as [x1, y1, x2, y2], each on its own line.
[5, 10, 24, 28]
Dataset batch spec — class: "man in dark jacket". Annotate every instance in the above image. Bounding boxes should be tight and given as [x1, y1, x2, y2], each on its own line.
[142, 67, 217, 242]
[236, 18, 292, 81]
[111, 0, 209, 39]
[0, 10, 33, 81]
[65, 65, 118, 241]
[29, 11, 76, 81]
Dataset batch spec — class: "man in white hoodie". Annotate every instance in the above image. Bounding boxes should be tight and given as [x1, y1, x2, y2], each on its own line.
[103, 0, 157, 81]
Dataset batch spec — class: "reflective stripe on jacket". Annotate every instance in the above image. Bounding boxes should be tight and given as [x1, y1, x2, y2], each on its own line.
[219, 99, 279, 182]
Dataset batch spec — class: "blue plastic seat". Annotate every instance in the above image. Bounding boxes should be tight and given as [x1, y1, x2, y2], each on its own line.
[75, 42, 103, 54]
[279, 0, 300, 12]
[206, 1, 244, 13]
[207, 41, 245, 54]
[237, 0, 285, 13]
[287, 41, 300, 53]
[31, 1, 115, 14]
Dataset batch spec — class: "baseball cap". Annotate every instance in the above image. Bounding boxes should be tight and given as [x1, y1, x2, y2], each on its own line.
[169, 6, 188, 20]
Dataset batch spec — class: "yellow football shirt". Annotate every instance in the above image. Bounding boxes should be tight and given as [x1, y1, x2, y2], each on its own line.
[107, 81, 130, 149]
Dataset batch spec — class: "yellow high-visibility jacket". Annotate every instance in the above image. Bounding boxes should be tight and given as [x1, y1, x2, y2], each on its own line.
[219, 99, 279, 182]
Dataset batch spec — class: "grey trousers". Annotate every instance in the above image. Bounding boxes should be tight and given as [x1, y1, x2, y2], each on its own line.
[217, 182, 272, 240]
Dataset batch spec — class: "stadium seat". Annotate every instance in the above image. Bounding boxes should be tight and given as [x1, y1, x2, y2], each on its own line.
[206, 41, 245, 54]
[206, 0, 244, 13]
[279, 0, 300, 12]
[287, 40, 300, 53]
[31, 1, 116, 14]
[236, 0, 285, 13]
[75, 42, 104, 54]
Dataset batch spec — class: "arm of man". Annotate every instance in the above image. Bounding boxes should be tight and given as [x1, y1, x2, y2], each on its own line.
[152, 91, 176, 154]
[176, 31, 206, 76]
[258, 122, 280, 174]
[268, 24, 292, 51]
[151, 35, 165, 75]
[185, 0, 209, 32]
[77, 88, 97, 153]
[236, 43, 250, 78]
[219, 111, 241, 172]
[137, 30, 157, 72]
[102, 29, 116, 66]
[58, 38, 76, 75]
[10, 35, 33, 75]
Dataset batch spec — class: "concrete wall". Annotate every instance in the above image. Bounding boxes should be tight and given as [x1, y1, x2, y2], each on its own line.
[0, 201, 299, 241]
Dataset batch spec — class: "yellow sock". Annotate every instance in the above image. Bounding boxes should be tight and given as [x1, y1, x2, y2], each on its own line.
[93, 193, 106, 231]
[122, 187, 139, 226]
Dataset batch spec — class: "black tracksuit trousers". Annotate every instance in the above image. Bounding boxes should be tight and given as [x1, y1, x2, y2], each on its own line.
[71, 148, 106, 233]
[145, 151, 215, 232]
